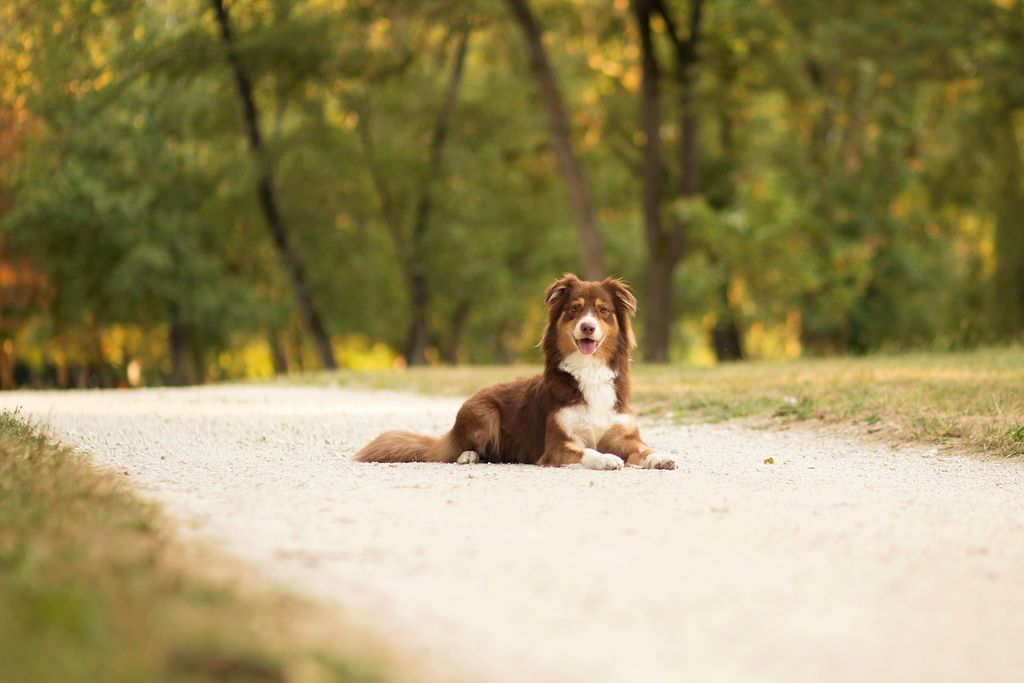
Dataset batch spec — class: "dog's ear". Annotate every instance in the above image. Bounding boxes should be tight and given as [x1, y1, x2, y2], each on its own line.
[602, 278, 637, 317]
[603, 278, 637, 349]
[545, 273, 579, 308]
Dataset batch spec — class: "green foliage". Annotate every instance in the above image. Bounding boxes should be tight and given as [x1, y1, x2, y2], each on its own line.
[1, 0, 1022, 382]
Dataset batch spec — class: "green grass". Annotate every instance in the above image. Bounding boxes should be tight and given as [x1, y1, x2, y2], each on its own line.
[0, 412, 398, 683]
[288, 346, 1024, 458]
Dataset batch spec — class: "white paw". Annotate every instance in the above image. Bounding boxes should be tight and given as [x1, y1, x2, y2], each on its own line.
[457, 450, 479, 465]
[579, 448, 624, 470]
[642, 453, 677, 470]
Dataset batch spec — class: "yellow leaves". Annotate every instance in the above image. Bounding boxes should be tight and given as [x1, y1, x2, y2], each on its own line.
[323, 97, 359, 132]
[367, 16, 391, 50]
[133, 25, 145, 42]
[585, 47, 640, 91]
[743, 320, 803, 361]
[621, 67, 640, 92]
[586, 53, 624, 79]
[879, 72, 894, 88]
[94, 70, 112, 90]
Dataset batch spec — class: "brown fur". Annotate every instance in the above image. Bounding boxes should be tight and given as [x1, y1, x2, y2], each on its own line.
[353, 274, 660, 467]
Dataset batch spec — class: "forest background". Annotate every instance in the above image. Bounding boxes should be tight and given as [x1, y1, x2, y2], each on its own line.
[1, 0, 1021, 388]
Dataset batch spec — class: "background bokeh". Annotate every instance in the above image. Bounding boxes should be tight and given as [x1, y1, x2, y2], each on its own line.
[1, 0, 1021, 387]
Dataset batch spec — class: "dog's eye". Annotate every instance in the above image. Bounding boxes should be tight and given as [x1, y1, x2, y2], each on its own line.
[568, 304, 582, 316]
[598, 306, 610, 316]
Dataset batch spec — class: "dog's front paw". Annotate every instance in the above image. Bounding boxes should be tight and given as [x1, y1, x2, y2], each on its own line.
[580, 448, 624, 470]
[642, 453, 677, 470]
[457, 450, 479, 465]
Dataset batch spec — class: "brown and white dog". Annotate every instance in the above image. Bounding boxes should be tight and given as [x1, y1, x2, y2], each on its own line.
[354, 274, 676, 470]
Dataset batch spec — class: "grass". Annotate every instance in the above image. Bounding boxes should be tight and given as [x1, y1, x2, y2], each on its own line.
[0, 411, 399, 683]
[288, 346, 1024, 458]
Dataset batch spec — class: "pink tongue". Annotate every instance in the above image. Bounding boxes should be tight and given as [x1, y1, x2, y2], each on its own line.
[577, 339, 598, 355]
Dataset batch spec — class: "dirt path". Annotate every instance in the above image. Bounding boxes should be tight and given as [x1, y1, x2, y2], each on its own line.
[4, 385, 1023, 683]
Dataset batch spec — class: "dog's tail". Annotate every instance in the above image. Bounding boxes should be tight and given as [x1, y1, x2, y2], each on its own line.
[353, 430, 460, 463]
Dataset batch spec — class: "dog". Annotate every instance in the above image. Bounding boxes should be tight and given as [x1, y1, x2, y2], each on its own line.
[354, 274, 676, 470]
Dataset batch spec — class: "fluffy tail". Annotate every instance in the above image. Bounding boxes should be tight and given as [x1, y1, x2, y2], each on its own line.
[353, 430, 459, 463]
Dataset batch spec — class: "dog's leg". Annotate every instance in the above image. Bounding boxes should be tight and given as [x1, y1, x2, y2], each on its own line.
[598, 413, 676, 470]
[456, 450, 479, 465]
[438, 394, 502, 463]
[539, 415, 623, 469]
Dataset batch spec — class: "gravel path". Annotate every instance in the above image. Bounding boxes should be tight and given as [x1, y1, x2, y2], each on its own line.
[4, 385, 1024, 683]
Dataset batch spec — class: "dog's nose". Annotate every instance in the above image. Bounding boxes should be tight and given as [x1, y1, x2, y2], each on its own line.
[580, 321, 596, 336]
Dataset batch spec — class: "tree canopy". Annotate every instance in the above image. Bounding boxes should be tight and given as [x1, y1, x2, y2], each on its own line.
[1, 0, 1021, 386]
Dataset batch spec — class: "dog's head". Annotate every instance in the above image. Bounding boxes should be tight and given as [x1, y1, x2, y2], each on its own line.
[542, 273, 637, 370]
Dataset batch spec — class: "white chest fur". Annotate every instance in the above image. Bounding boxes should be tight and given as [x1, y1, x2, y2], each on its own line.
[556, 353, 620, 448]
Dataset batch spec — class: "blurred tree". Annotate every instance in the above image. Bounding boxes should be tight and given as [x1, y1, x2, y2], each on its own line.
[631, 0, 705, 362]
[353, 25, 471, 366]
[209, 0, 336, 369]
[503, 0, 605, 280]
[0, 0, 1020, 385]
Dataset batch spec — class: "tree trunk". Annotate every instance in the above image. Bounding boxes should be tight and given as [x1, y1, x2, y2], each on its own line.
[169, 308, 191, 386]
[634, 0, 673, 362]
[632, 0, 704, 363]
[75, 365, 88, 389]
[210, 0, 336, 370]
[643, 254, 674, 363]
[404, 272, 431, 365]
[0, 339, 14, 390]
[504, 0, 605, 280]
[56, 359, 69, 389]
[711, 281, 744, 361]
[708, 103, 745, 361]
[993, 106, 1024, 338]
[269, 332, 289, 374]
[442, 301, 473, 365]
[400, 28, 471, 366]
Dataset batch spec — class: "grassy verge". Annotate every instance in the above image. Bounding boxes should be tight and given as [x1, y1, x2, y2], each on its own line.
[0, 412, 398, 683]
[288, 346, 1024, 458]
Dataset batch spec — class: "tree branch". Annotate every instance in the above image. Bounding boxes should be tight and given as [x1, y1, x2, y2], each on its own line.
[653, 0, 684, 54]
[410, 27, 471, 259]
[209, 0, 337, 369]
[632, 0, 666, 253]
[504, 0, 605, 279]
[353, 107, 406, 260]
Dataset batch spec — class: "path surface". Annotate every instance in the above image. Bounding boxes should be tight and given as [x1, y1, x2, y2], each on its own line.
[4, 385, 1024, 683]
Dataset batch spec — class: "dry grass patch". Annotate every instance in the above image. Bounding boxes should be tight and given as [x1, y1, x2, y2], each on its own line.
[0, 412, 401, 683]
[294, 346, 1024, 458]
